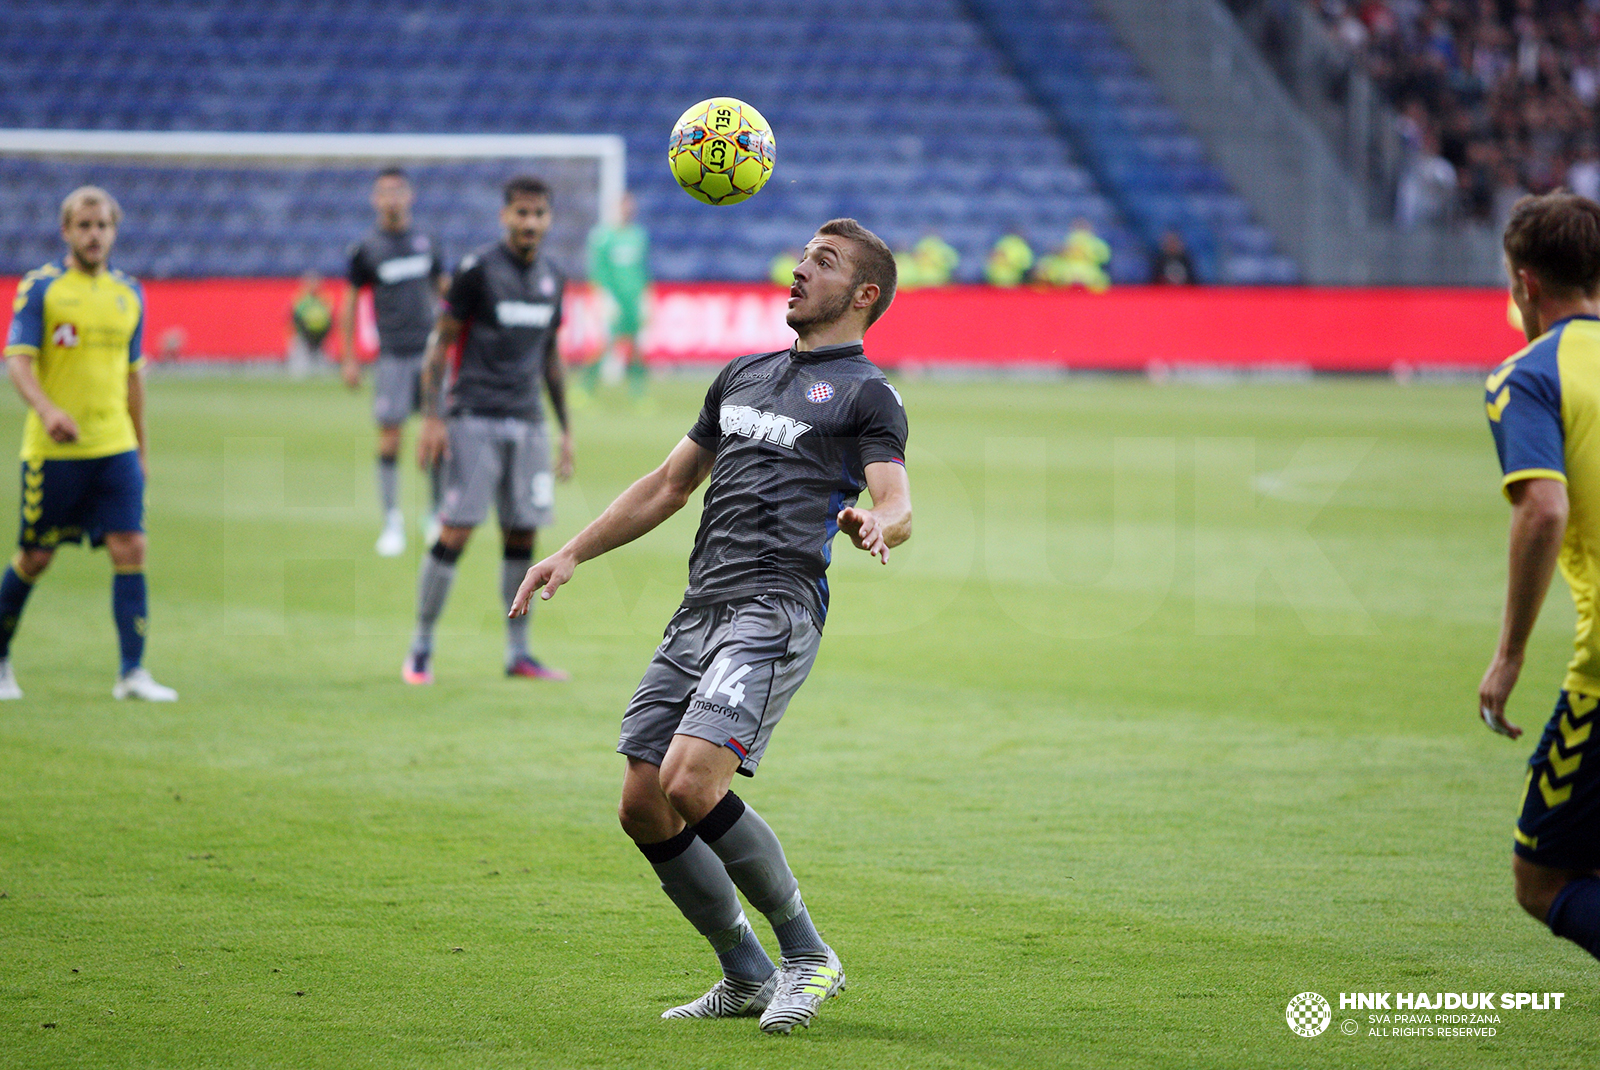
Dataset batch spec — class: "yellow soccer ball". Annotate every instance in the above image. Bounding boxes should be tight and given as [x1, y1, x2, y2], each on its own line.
[668, 97, 776, 206]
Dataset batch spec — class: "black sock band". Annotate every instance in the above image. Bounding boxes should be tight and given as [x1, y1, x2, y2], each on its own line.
[430, 542, 463, 564]
[503, 551, 532, 565]
[379, 454, 398, 467]
[694, 790, 747, 845]
[636, 825, 698, 864]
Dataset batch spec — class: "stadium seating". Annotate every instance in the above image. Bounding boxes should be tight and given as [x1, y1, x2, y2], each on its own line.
[0, 0, 1294, 285]
[965, 0, 1298, 284]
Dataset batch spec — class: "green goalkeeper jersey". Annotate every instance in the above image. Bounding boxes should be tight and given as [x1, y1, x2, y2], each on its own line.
[586, 222, 650, 306]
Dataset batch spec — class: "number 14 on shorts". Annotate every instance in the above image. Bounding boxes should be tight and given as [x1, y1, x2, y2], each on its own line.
[703, 657, 751, 708]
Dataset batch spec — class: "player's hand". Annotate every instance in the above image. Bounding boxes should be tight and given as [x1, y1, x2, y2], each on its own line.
[838, 506, 890, 564]
[510, 550, 575, 615]
[42, 407, 78, 443]
[556, 430, 574, 482]
[417, 416, 449, 470]
[1478, 651, 1525, 739]
[340, 359, 361, 390]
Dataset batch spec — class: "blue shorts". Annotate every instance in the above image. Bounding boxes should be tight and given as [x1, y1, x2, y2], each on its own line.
[1514, 689, 1600, 871]
[19, 450, 145, 550]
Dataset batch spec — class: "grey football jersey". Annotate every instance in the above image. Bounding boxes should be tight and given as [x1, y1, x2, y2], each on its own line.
[683, 342, 908, 626]
[347, 228, 445, 356]
[443, 243, 565, 422]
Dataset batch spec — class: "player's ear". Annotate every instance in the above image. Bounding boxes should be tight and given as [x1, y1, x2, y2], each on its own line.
[854, 282, 879, 311]
[1516, 266, 1537, 299]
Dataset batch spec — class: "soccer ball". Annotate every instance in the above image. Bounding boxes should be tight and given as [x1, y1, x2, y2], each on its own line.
[668, 97, 776, 206]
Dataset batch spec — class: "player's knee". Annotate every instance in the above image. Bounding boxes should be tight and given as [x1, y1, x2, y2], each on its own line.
[1513, 857, 1565, 922]
[502, 528, 534, 557]
[660, 769, 717, 826]
[16, 549, 53, 578]
[105, 533, 146, 570]
[616, 796, 655, 841]
[618, 792, 676, 843]
[1515, 883, 1551, 921]
[435, 526, 471, 554]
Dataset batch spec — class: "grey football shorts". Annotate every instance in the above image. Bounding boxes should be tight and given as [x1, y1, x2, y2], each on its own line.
[373, 352, 424, 427]
[437, 415, 554, 530]
[618, 595, 821, 777]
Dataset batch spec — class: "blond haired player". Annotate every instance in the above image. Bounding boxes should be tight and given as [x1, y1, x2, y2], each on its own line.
[0, 186, 176, 700]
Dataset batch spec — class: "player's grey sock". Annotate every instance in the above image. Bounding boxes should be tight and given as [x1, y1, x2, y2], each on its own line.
[766, 889, 828, 960]
[696, 791, 828, 958]
[502, 554, 532, 665]
[378, 455, 399, 514]
[638, 826, 775, 982]
[411, 543, 460, 656]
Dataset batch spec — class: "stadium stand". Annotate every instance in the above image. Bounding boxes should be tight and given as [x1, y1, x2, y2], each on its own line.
[1243, 0, 1600, 230]
[966, 0, 1299, 283]
[0, 0, 1294, 284]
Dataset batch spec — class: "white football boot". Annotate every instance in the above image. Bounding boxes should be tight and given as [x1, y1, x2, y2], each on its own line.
[0, 659, 23, 699]
[759, 948, 846, 1034]
[376, 509, 406, 557]
[662, 972, 778, 1020]
[112, 667, 178, 701]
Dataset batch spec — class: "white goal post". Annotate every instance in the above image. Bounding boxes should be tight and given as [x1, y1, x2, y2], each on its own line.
[0, 129, 627, 225]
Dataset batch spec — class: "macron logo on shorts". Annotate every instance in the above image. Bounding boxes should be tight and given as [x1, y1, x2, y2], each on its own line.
[495, 301, 556, 328]
[375, 253, 433, 284]
[719, 405, 812, 448]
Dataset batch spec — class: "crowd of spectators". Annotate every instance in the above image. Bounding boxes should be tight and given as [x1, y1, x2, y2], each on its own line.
[1312, 0, 1600, 228]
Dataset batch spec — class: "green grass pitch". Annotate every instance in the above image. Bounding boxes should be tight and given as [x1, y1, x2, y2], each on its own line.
[0, 373, 1590, 1069]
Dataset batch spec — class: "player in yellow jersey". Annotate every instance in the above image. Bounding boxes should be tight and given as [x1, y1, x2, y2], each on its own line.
[0, 186, 177, 701]
[1480, 191, 1600, 963]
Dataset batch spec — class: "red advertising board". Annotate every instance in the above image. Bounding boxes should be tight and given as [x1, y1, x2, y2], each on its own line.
[0, 277, 1522, 373]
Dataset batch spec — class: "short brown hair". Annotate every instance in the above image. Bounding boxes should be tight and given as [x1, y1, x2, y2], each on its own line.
[817, 218, 896, 326]
[60, 185, 121, 228]
[504, 175, 552, 205]
[1503, 191, 1600, 296]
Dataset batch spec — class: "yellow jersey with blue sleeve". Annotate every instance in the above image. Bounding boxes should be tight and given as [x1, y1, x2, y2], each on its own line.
[1487, 314, 1600, 693]
[4, 258, 144, 462]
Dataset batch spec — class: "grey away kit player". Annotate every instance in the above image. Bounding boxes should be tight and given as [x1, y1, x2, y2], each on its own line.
[406, 175, 574, 684]
[341, 168, 448, 557]
[511, 219, 911, 1032]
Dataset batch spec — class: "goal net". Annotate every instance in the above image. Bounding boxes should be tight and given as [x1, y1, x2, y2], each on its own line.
[0, 130, 626, 358]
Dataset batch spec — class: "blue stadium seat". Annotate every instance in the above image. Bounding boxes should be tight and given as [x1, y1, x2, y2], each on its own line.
[0, 0, 1286, 283]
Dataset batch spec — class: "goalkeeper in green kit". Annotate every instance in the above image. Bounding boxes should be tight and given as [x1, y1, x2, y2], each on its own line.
[581, 192, 651, 404]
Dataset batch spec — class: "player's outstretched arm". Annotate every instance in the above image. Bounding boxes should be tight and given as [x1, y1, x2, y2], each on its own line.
[416, 313, 462, 469]
[838, 461, 912, 565]
[1480, 476, 1568, 739]
[510, 435, 715, 615]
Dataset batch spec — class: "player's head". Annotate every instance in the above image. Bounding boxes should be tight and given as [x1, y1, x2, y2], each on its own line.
[59, 185, 120, 272]
[372, 168, 413, 230]
[501, 175, 553, 260]
[787, 218, 896, 337]
[1503, 190, 1600, 341]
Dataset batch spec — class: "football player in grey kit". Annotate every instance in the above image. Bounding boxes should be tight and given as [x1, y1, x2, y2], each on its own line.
[405, 175, 574, 684]
[512, 219, 911, 1033]
[341, 168, 448, 557]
